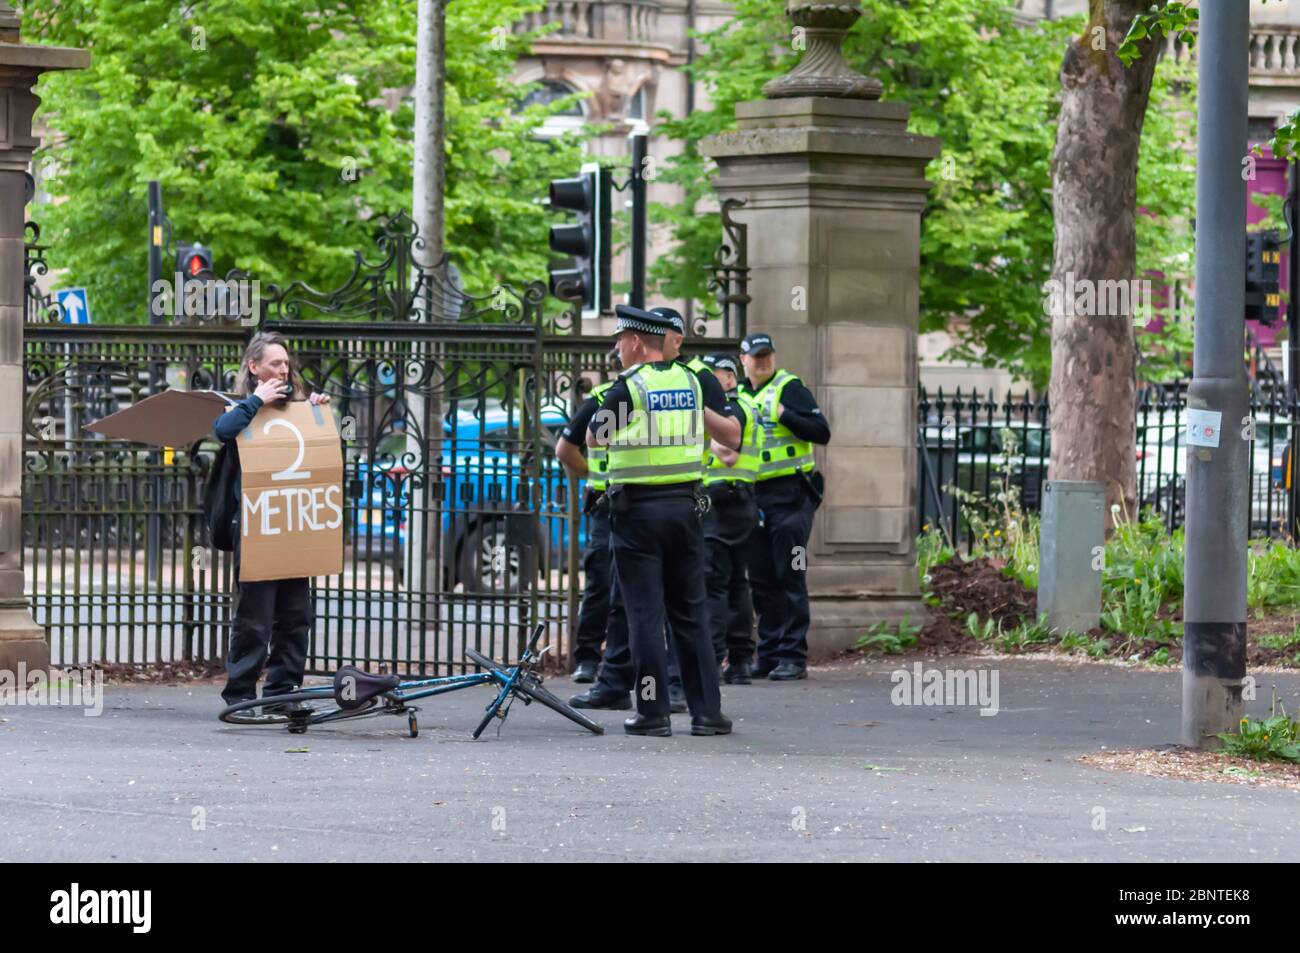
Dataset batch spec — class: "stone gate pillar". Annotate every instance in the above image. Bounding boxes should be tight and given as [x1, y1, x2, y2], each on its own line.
[702, 2, 939, 657]
[0, 5, 87, 675]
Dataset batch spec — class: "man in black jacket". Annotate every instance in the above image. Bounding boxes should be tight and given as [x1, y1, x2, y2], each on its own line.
[739, 333, 831, 681]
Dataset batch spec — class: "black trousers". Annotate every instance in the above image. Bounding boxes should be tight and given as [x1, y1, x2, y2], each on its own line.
[593, 570, 681, 694]
[609, 490, 721, 719]
[748, 485, 815, 668]
[222, 547, 314, 705]
[574, 498, 613, 666]
[707, 537, 755, 665]
[703, 488, 758, 666]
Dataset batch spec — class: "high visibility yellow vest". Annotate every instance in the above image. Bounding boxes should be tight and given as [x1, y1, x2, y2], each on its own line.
[679, 358, 716, 474]
[586, 380, 613, 491]
[605, 363, 705, 486]
[744, 369, 815, 480]
[704, 392, 761, 486]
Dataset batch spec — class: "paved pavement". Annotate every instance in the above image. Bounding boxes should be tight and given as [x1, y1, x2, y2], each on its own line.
[2, 655, 1298, 862]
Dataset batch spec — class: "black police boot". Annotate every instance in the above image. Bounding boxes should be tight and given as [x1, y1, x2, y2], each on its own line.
[690, 712, 733, 736]
[569, 686, 632, 710]
[723, 661, 752, 685]
[624, 713, 672, 737]
[750, 659, 777, 679]
[769, 662, 807, 681]
[668, 684, 688, 713]
[572, 661, 598, 683]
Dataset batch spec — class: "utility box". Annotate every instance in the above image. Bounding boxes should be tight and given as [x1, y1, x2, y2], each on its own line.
[1037, 480, 1104, 634]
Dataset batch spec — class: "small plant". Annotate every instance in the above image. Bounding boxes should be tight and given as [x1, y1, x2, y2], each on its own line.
[854, 615, 922, 655]
[1257, 628, 1300, 652]
[1217, 690, 1300, 764]
[997, 614, 1053, 653]
[965, 612, 1000, 643]
[1147, 646, 1174, 666]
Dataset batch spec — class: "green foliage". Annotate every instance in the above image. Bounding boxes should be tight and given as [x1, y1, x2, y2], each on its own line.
[1059, 631, 1113, 658]
[23, 0, 587, 322]
[942, 427, 1041, 590]
[1245, 543, 1300, 613]
[652, 0, 1196, 388]
[1218, 692, 1300, 763]
[917, 523, 955, 578]
[854, 615, 922, 655]
[1117, 2, 1198, 68]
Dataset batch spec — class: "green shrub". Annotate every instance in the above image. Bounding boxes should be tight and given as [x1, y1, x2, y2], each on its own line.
[854, 615, 922, 655]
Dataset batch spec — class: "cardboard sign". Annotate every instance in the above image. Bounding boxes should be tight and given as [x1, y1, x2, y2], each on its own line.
[236, 401, 344, 582]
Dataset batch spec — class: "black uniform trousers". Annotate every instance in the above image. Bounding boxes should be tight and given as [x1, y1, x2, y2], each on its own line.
[749, 475, 816, 668]
[608, 485, 722, 719]
[574, 496, 614, 667]
[221, 543, 314, 705]
[703, 483, 758, 666]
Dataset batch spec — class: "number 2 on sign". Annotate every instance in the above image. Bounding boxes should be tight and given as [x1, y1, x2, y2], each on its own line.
[264, 418, 312, 482]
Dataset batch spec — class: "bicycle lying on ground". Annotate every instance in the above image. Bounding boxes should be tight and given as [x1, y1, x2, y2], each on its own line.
[218, 623, 602, 739]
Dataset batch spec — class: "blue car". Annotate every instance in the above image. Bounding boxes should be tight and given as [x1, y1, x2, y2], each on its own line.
[350, 402, 581, 591]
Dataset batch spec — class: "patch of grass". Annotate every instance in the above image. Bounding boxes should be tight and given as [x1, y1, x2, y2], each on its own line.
[1258, 628, 1300, 652]
[1218, 694, 1300, 764]
[1059, 631, 1111, 658]
[854, 615, 922, 655]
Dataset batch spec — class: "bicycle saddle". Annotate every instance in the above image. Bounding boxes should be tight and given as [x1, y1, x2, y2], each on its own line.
[333, 666, 401, 710]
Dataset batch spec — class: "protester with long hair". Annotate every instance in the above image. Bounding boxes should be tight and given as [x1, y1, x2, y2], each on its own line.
[214, 331, 330, 708]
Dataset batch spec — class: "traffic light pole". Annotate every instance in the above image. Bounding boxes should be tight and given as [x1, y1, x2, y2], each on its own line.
[630, 133, 647, 309]
[1183, 0, 1249, 747]
[146, 181, 166, 585]
[147, 181, 164, 327]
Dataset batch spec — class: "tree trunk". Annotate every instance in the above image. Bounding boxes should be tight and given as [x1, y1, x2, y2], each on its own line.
[1048, 0, 1164, 528]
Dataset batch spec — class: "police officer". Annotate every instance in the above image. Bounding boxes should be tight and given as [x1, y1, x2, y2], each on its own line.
[587, 305, 737, 736]
[571, 306, 741, 714]
[701, 353, 761, 684]
[555, 349, 623, 684]
[740, 333, 830, 680]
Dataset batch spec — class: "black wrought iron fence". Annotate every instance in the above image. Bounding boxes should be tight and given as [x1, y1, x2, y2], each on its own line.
[918, 384, 1298, 553]
[23, 210, 745, 673]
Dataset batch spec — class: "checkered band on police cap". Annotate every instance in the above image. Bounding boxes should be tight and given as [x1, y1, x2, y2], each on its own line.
[613, 304, 680, 336]
[648, 307, 686, 334]
[710, 354, 738, 374]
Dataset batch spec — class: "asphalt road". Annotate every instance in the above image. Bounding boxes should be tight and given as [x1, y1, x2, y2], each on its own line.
[2, 656, 1298, 862]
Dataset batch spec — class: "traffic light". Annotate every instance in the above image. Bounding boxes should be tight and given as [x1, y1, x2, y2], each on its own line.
[177, 242, 213, 279]
[547, 162, 611, 316]
[1245, 229, 1282, 326]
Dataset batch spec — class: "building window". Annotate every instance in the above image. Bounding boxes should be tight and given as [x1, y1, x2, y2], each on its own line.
[518, 79, 587, 138]
[627, 85, 645, 121]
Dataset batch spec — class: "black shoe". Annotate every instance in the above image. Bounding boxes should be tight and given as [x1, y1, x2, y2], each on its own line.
[669, 685, 688, 714]
[723, 661, 752, 685]
[750, 660, 776, 679]
[572, 661, 598, 683]
[769, 663, 807, 681]
[569, 686, 632, 710]
[624, 713, 672, 736]
[690, 712, 733, 736]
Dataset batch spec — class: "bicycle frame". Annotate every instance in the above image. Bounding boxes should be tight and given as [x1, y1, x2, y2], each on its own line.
[216, 622, 597, 740]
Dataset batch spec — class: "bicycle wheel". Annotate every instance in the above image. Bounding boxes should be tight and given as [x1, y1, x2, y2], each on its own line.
[218, 690, 348, 727]
[515, 676, 604, 735]
[472, 688, 509, 740]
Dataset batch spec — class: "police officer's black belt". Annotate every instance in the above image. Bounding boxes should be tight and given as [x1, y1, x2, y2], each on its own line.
[617, 481, 702, 501]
